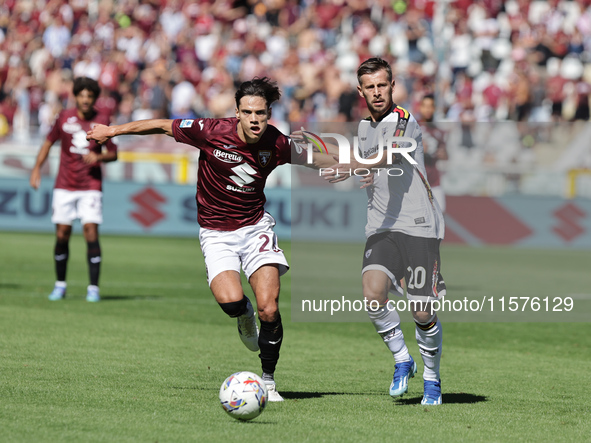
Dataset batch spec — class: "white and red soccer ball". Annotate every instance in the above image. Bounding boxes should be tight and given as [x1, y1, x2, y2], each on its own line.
[219, 371, 268, 421]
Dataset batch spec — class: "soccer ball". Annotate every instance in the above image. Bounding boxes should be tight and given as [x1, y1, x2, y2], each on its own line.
[219, 371, 268, 421]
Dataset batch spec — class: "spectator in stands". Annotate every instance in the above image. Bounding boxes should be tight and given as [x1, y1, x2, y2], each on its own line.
[1, 0, 591, 142]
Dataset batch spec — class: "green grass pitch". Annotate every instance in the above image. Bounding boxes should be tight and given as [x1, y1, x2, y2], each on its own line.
[0, 231, 590, 442]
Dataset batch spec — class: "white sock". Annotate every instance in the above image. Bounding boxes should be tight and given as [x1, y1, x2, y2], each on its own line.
[55, 281, 66, 288]
[382, 328, 410, 363]
[368, 302, 410, 362]
[415, 319, 442, 381]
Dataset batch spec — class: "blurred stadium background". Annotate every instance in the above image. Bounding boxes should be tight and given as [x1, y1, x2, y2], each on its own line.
[1, 0, 591, 245]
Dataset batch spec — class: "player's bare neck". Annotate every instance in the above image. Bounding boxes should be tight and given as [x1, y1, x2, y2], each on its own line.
[77, 109, 96, 120]
[237, 125, 247, 143]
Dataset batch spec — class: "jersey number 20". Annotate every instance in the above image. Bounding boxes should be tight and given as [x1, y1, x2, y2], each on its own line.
[406, 266, 426, 289]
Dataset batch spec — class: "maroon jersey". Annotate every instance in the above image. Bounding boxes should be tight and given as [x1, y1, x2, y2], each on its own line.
[172, 117, 306, 231]
[47, 108, 117, 191]
[421, 123, 447, 188]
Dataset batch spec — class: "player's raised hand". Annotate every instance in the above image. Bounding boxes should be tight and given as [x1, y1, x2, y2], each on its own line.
[86, 124, 111, 144]
[359, 172, 374, 189]
[322, 157, 351, 183]
[289, 130, 310, 154]
[289, 130, 306, 144]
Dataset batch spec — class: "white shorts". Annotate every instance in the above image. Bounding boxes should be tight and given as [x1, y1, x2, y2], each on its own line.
[199, 212, 289, 286]
[51, 189, 103, 225]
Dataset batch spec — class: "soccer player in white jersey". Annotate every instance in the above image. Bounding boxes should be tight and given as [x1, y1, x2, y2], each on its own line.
[327, 58, 446, 405]
[87, 78, 336, 402]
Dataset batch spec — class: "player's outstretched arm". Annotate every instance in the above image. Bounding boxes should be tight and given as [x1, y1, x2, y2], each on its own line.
[309, 152, 340, 170]
[290, 130, 340, 157]
[289, 130, 345, 172]
[30, 139, 54, 190]
[86, 119, 174, 144]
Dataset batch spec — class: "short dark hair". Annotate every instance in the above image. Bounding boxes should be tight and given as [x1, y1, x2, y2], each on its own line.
[357, 58, 393, 84]
[235, 77, 281, 109]
[422, 93, 435, 102]
[73, 77, 101, 98]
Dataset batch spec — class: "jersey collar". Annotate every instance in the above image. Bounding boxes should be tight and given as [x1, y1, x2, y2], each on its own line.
[374, 102, 396, 123]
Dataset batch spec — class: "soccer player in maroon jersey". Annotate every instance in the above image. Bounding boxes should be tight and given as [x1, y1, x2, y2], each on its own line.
[87, 77, 334, 401]
[418, 94, 448, 213]
[30, 77, 118, 302]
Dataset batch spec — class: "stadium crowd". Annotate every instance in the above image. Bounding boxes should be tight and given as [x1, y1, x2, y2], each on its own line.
[1, 0, 591, 140]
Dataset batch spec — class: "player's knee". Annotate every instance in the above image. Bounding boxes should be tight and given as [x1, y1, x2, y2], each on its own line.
[363, 289, 388, 304]
[56, 228, 71, 243]
[56, 233, 70, 243]
[218, 297, 248, 318]
[363, 282, 387, 303]
[257, 303, 279, 323]
[83, 224, 98, 242]
[413, 310, 437, 325]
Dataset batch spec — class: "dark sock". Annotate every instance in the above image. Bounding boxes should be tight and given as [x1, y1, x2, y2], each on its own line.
[262, 372, 274, 382]
[87, 240, 101, 286]
[259, 315, 283, 375]
[219, 296, 249, 318]
[54, 240, 69, 281]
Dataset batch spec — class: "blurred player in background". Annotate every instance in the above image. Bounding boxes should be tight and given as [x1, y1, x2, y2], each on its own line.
[418, 94, 448, 213]
[30, 77, 118, 303]
[87, 77, 335, 401]
[326, 58, 445, 405]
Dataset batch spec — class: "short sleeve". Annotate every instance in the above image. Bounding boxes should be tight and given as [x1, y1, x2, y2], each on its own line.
[46, 112, 61, 144]
[172, 118, 210, 148]
[411, 120, 423, 161]
[277, 135, 308, 166]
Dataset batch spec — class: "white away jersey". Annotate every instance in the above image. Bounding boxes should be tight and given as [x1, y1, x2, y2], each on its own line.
[359, 105, 445, 239]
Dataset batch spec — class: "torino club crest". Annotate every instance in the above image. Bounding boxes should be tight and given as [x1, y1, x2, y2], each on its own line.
[258, 150, 272, 167]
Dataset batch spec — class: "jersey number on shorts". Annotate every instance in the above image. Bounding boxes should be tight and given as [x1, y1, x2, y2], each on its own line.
[259, 234, 281, 253]
[406, 266, 426, 289]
